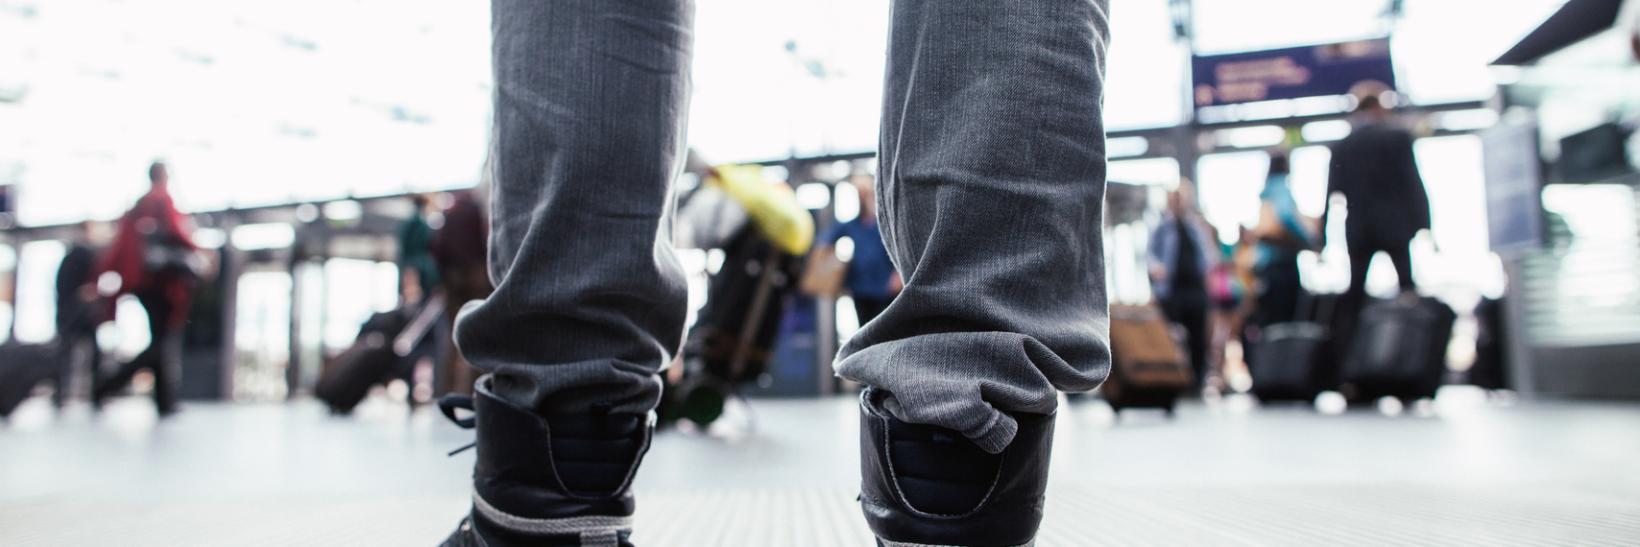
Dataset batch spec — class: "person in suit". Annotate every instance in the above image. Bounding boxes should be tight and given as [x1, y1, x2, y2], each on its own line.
[1322, 92, 1432, 350]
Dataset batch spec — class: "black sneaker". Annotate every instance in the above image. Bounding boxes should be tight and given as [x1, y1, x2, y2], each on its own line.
[858, 389, 1055, 547]
[440, 375, 651, 547]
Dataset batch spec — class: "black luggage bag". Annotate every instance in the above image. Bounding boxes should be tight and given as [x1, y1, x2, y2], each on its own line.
[316, 296, 444, 414]
[1248, 293, 1337, 402]
[1342, 296, 1456, 402]
[316, 310, 412, 414]
[1103, 305, 1193, 415]
[1, 342, 58, 419]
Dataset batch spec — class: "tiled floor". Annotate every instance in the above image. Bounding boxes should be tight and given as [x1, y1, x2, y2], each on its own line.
[3, 389, 1638, 546]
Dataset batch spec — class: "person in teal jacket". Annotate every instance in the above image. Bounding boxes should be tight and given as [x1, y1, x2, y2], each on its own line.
[399, 194, 441, 303]
[1250, 152, 1315, 327]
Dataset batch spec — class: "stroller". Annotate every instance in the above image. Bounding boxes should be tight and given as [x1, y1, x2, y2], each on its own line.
[662, 164, 812, 428]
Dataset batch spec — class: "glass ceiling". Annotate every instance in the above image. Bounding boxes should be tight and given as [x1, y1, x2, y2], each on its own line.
[0, 0, 1567, 226]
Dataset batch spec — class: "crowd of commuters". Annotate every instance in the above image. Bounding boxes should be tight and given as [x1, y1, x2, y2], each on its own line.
[14, 55, 1432, 546]
[391, 189, 495, 398]
[31, 161, 497, 417]
[1146, 92, 1433, 393]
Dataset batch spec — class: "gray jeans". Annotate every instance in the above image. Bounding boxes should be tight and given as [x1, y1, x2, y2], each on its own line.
[457, 0, 1111, 454]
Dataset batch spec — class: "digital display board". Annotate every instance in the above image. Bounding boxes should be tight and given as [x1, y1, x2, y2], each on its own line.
[1481, 121, 1545, 255]
[1192, 38, 1397, 109]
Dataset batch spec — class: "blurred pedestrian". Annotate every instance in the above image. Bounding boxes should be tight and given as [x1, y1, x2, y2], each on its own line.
[398, 194, 441, 304]
[1323, 90, 1432, 346]
[54, 221, 103, 408]
[92, 161, 199, 416]
[430, 189, 491, 395]
[1249, 151, 1316, 328]
[1150, 179, 1217, 389]
[815, 174, 899, 325]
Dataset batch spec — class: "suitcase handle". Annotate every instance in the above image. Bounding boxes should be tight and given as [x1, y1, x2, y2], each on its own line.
[1295, 290, 1338, 326]
[393, 294, 446, 357]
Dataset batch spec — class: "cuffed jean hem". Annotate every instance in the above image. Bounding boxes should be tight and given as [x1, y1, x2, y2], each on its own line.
[961, 406, 1020, 455]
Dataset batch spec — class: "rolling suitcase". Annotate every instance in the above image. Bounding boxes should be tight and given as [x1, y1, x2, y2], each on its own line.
[1248, 293, 1337, 402]
[315, 297, 441, 415]
[1, 342, 58, 419]
[1342, 296, 1456, 402]
[316, 311, 407, 414]
[1103, 304, 1192, 415]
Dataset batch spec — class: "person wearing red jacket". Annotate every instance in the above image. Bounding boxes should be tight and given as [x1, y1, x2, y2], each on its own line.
[92, 161, 198, 416]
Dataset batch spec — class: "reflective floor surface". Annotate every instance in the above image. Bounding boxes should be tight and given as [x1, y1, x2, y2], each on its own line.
[3, 389, 1638, 546]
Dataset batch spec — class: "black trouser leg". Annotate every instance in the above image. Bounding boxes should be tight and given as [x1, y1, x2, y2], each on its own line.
[54, 321, 76, 408]
[53, 319, 101, 408]
[150, 337, 179, 415]
[96, 346, 151, 401]
[86, 331, 103, 404]
[1164, 297, 1210, 388]
[1339, 236, 1377, 362]
[1384, 237, 1416, 292]
[1185, 304, 1210, 388]
[1255, 258, 1302, 328]
[95, 289, 177, 413]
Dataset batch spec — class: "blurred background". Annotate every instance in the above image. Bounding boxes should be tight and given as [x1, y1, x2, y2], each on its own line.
[2, 0, 1638, 545]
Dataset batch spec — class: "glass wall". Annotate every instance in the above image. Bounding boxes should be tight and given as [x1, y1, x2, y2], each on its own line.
[0, 243, 14, 344]
[0, 0, 1574, 224]
[235, 270, 292, 401]
[11, 240, 64, 344]
[320, 258, 401, 353]
[1103, 0, 1188, 131]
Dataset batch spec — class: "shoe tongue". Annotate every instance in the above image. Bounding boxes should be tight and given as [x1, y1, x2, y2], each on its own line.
[546, 413, 645, 496]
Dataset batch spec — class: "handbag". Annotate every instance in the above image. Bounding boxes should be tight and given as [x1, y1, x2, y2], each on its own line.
[799, 245, 847, 298]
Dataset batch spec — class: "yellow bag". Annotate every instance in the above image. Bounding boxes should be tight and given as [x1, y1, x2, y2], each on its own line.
[708, 164, 815, 255]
